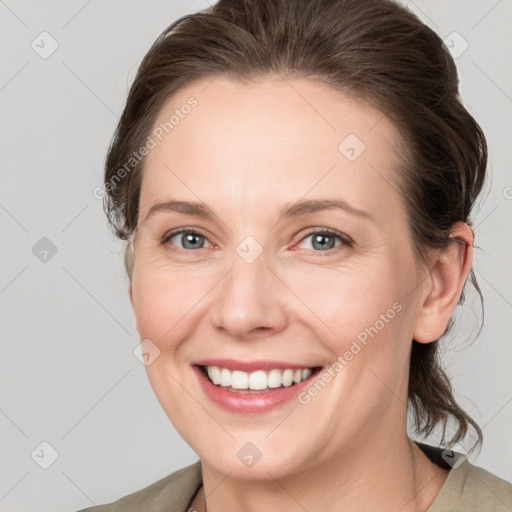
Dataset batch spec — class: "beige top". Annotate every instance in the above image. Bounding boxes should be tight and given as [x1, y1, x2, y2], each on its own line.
[76, 444, 512, 511]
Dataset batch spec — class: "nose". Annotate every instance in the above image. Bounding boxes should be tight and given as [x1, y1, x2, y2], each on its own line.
[209, 251, 288, 340]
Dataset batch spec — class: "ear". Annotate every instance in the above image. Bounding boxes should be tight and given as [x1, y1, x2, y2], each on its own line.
[413, 222, 474, 343]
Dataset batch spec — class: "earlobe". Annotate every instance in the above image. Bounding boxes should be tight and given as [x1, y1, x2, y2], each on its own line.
[413, 222, 474, 344]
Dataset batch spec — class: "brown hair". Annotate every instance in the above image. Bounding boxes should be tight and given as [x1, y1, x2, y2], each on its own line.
[103, 0, 486, 449]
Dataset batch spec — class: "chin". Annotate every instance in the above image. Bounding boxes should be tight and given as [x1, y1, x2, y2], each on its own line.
[200, 446, 305, 481]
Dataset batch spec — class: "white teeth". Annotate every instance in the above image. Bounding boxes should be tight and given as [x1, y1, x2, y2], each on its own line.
[282, 369, 294, 387]
[204, 366, 314, 390]
[231, 370, 249, 389]
[220, 368, 231, 387]
[207, 366, 221, 385]
[267, 369, 282, 388]
[301, 368, 312, 380]
[249, 370, 268, 390]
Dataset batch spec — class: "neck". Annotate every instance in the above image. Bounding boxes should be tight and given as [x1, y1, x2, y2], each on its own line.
[192, 433, 448, 512]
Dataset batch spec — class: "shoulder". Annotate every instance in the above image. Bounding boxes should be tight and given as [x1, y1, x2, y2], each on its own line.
[428, 457, 512, 512]
[75, 461, 202, 512]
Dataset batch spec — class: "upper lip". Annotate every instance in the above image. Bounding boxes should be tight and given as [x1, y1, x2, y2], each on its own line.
[193, 358, 319, 372]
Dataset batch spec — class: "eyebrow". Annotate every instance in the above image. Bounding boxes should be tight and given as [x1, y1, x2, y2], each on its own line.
[143, 198, 373, 223]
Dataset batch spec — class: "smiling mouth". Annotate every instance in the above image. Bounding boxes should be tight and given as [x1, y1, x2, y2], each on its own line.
[198, 365, 321, 393]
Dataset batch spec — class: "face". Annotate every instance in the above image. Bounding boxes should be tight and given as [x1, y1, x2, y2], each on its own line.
[130, 75, 427, 479]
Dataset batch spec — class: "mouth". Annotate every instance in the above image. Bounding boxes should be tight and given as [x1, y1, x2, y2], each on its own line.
[193, 360, 322, 413]
[198, 365, 319, 393]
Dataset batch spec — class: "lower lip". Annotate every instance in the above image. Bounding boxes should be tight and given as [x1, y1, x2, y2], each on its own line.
[194, 366, 318, 413]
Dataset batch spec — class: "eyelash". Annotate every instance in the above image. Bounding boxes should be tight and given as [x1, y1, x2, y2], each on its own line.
[161, 227, 352, 255]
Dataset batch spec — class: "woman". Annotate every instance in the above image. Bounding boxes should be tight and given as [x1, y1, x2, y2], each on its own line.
[79, 0, 512, 510]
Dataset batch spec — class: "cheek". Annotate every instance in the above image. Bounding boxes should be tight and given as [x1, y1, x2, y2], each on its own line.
[284, 260, 407, 349]
[130, 265, 220, 350]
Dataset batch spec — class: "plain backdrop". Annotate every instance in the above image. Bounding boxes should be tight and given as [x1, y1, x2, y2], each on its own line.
[1, 0, 511, 510]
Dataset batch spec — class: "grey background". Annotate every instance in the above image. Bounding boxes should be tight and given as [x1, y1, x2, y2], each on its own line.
[1, 0, 511, 510]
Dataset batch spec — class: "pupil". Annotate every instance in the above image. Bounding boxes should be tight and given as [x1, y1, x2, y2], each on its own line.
[313, 234, 334, 250]
[184, 233, 202, 249]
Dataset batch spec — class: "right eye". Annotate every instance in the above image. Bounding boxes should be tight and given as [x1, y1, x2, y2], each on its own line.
[162, 229, 214, 251]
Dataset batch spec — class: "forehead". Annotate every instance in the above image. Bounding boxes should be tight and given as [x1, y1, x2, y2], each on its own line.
[139, 75, 407, 227]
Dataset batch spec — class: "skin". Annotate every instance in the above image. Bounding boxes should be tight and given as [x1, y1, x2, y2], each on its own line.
[128, 75, 473, 511]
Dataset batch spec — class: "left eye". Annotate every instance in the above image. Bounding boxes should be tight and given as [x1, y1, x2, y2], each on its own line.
[296, 230, 347, 252]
